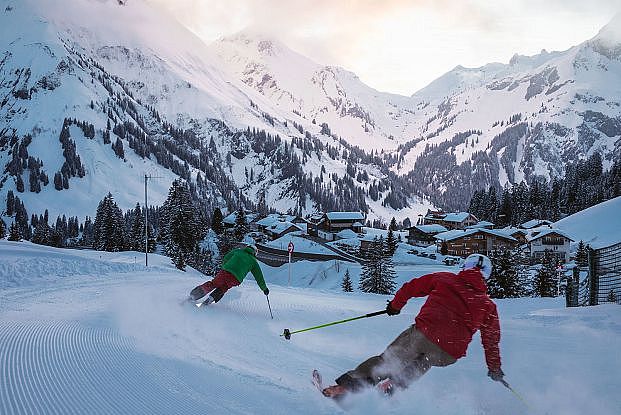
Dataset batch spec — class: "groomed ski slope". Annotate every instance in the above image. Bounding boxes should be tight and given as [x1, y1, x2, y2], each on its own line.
[1, 241, 620, 415]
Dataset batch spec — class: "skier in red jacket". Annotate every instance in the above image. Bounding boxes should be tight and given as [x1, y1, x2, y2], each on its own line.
[322, 254, 504, 398]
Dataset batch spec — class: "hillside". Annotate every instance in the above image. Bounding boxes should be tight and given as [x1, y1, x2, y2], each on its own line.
[1, 0, 620, 224]
[1, 240, 620, 414]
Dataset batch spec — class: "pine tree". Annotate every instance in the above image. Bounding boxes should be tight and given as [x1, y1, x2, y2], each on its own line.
[534, 251, 558, 297]
[128, 203, 145, 251]
[386, 228, 397, 256]
[233, 206, 248, 242]
[93, 193, 126, 251]
[8, 222, 21, 241]
[341, 269, 353, 292]
[359, 236, 396, 294]
[0, 219, 5, 239]
[575, 241, 588, 267]
[212, 208, 224, 235]
[162, 180, 201, 270]
[487, 248, 521, 298]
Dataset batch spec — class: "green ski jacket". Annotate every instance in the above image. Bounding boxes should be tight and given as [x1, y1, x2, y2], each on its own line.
[221, 246, 267, 292]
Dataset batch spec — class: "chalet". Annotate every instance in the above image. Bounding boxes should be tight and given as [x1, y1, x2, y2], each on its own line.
[256, 214, 303, 232]
[526, 228, 573, 263]
[423, 210, 479, 230]
[264, 221, 303, 240]
[308, 211, 365, 241]
[434, 228, 518, 257]
[406, 224, 448, 246]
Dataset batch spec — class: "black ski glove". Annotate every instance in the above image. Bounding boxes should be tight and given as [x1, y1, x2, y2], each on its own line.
[190, 285, 206, 301]
[386, 301, 400, 316]
[263, 288, 270, 296]
[488, 368, 505, 382]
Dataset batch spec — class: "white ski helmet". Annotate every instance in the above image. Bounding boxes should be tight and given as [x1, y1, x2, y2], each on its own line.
[462, 254, 493, 279]
[247, 244, 258, 256]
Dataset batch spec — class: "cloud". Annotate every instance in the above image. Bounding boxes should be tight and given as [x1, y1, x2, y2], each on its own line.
[146, 0, 621, 94]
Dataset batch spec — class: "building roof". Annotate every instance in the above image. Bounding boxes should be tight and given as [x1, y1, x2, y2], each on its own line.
[325, 212, 365, 221]
[435, 228, 517, 242]
[266, 221, 302, 235]
[520, 219, 553, 229]
[465, 221, 494, 229]
[442, 212, 475, 223]
[256, 214, 298, 227]
[526, 228, 574, 242]
[409, 224, 448, 234]
[256, 214, 281, 227]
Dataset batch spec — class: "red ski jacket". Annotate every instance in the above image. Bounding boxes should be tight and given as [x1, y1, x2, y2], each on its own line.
[390, 269, 501, 371]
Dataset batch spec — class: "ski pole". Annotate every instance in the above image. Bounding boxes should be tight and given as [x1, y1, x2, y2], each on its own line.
[500, 379, 532, 410]
[281, 310, 387, 340]
[266, 294, 274, 319]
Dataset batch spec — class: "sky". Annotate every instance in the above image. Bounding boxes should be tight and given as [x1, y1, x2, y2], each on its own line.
[147, 0, 621, 96]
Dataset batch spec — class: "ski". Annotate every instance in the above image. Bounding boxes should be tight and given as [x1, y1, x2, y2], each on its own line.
[195, 295, 215, 308]
[312, 369, 323, 393]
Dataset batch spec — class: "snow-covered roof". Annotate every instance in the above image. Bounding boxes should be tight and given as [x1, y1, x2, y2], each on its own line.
[442, 212, 473, 223]
[526, 228, 574, 242]
[352, 222, 364, 227]
[555, 196, 621, 249]
[336, 229, 359, 239]
[325, 212, 365, 221]
[256, 214, 281, 227]
[223, 212, 258, 224]
[411, 224, 448, 234]
[520, 219, 553, 229]
[435, 228, 517, 242]
[466, 221, 494, 229]
[267, 221, 302, 235]
[256, 214, 298, 227]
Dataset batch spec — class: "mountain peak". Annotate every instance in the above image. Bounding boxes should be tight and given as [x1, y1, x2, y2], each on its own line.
[590, 13, 621, 59]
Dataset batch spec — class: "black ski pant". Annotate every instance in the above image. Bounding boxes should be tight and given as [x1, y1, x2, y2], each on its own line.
[336, 325, 457, 390]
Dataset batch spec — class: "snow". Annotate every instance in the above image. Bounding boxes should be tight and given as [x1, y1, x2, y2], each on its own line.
[526, 228, 574, 242]
[555, 196, 621, 249]
[1, 240, 620, 414]
[411, 224, 448, 234]
[520, 219, 553, 229]
[266, 234, 332, 255]
[326, 212, 365, 221]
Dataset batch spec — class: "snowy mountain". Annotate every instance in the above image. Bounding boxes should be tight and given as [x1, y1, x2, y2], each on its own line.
[1, 0, 620, 224]
[209, 30, 419, 151]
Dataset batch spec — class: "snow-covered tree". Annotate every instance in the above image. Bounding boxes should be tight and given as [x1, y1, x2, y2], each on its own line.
[341, 269, 353, 292]
[233, 206, 248, 242]
[359, 236, 396, 295]
[93, 193, 126, 252]
[533, 251, 558, 297]
[576, 241, 588, 267]
[162, 180, 201, 270]
[487, 248, 523, 298]
[212, 207, 224, 235]
[8, 221, 21, 241]
[0, 219, 6, 239]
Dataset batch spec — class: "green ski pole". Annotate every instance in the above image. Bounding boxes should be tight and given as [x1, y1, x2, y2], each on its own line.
[281, 310, 387, 340]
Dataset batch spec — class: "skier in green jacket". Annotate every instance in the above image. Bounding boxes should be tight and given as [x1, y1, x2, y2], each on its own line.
[189, 244, 269, 305]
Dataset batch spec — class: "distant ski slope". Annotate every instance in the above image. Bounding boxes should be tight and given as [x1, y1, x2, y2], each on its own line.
[1, 240, 620, 414]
